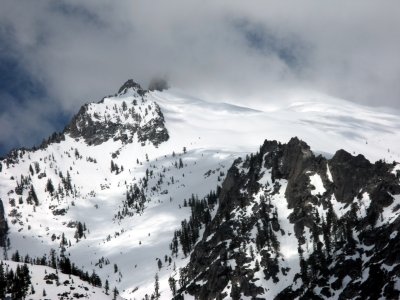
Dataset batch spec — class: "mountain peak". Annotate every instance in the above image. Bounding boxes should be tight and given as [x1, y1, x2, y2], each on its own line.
[35, 80, 170, 149]
[64, 90, 169, 146]
[117, 79, 146, 95]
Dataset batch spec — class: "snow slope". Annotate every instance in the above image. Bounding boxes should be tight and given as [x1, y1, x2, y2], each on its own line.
[1, 82, 400, 299]
[154, 88, 400, 162]
[1, 260, 122, 299]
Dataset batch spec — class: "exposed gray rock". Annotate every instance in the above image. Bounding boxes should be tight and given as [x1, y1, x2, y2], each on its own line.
[118, 79, 147, 96]
[329, 149, 373, 203]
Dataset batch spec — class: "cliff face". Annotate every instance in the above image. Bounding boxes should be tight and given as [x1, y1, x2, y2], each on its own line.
[176, 137, 400, 300]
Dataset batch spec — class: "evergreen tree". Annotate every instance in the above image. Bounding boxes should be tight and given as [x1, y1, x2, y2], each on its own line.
[29, 164, 34, 176]
[90, 270, 102, 287]
[105, 279, 109, 295]
[66, 171, 72, 191]
[59, 256, 72, 274]
[179, 158, 184, 169]
[50, 248, 57, 269]
[17, 264, 31, 298]
[46, 178, 55, 195]
[11, 250, 20, 262]
[249, 245, 255, 260]
[254, 259, 260, 272]
[298, 242, 308, 285]
[75, 222, 84, 240]
[30, 185, 39, 206]
[74, 148, 80, 159]
[6, 268, 14, 291]
[113, 286, 119, 300]
[0, 263, 5, 298]
[171, 232, 179, 257]
[154, 273, 160, 300]
[157, 259, 162, 270]
[168, 276, 176, 296]
[60, 232, 68, 247]
[34, 162, 40, 173]
[231, 282, 241, 300]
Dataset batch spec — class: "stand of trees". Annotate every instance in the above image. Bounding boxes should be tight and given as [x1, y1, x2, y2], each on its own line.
[0, 262, 31, 299]
[10, 248, 102, 289]
[170, 190, 219, 257]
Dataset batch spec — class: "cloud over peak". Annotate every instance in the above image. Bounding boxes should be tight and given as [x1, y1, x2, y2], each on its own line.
[1, 0, 400, 154]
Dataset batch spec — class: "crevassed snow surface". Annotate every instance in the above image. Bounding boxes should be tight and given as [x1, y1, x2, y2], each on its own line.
[1, 87, 400, 299]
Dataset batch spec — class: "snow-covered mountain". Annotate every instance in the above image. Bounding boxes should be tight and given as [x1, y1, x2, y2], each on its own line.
[0, 80, 399, 299]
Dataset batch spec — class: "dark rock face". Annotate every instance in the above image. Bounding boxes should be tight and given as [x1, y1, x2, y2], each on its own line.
[176, 137, 400, 300]
[329, 150, 373, 203]
[65, 103, 133, 146]
[263, 138, 317, 209]
[118, 79, 147, 96]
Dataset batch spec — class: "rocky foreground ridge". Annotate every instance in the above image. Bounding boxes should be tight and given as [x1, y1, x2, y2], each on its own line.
[175, 138, 400, 299]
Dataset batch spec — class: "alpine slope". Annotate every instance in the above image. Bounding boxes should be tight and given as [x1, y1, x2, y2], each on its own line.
[0, 79, 399, 299]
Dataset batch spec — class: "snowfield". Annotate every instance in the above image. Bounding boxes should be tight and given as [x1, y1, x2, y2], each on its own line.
[1, 83, 400, 299]
[2, 260, 122, 299]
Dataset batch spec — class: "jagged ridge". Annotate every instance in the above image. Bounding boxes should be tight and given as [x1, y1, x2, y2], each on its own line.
[175, 137, 400, 299]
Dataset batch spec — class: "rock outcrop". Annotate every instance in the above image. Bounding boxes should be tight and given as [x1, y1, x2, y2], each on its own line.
[175, 137, 400, 299]
[65, 80, 169, 147]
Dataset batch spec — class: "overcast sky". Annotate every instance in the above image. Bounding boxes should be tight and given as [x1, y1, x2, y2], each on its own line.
[1, 0, 400, 155]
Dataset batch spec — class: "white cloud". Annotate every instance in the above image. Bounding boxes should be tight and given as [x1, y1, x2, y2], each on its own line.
[1, 0, 400, 151]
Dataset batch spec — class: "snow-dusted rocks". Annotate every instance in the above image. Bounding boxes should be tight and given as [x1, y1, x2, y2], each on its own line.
[174, 138, 400, 299]
[65, 80, 169, 147]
